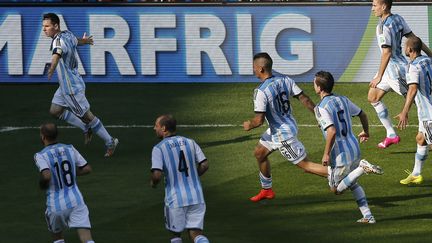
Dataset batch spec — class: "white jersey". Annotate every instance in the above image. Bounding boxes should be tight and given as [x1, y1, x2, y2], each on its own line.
[152, 136, 206, 208]
[406, 55, 432, 121]
[315, 94, 362, 167]
[376, 14, 411, 82]
[254, 75, 302, 143]
[51, 30, 85, 95]
[34, 143, 87, 213]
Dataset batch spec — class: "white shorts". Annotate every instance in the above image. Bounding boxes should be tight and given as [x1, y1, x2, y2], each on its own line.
[51, 88, 90, 118]
[419, 120, 432, 145]
[45, 204, 91, 233]
[327, 159, 360, 188]
[259, 129, 306, 164]
[374, 67, 407, 96]
[164, 203, 206, 233]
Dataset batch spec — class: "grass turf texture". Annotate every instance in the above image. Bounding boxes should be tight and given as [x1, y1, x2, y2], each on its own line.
[0, 83, 431, 242]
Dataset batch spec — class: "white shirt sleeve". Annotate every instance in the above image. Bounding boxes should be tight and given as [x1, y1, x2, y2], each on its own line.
[151, 146, 164, 170]
[379, 25, 392, 48]
[254, 89, 267, 112]
[34, 153, 49, 172]
[72, 146, 88, 167]
[400, 16, 412, 36]
[406, 64, 420, 86]
[315, 106, 334, 131]
[346, 98, 362, 117]
[52, 37, 65, 56]
[193, 140, 206, 164]
[288, 78, 303, 97]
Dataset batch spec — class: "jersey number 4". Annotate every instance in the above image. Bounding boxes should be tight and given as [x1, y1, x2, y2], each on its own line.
[54, 160, 74, 189]
[178, 150, 189, 177]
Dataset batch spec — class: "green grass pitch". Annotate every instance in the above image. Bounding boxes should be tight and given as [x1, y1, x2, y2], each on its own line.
[0, 83, 431, 242]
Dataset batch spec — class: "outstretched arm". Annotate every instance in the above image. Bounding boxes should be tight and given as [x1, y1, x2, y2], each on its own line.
[297, 93, 315, 114]
[77, 32, 93, 46]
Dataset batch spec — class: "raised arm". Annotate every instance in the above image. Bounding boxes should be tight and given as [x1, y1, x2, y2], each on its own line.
[77, 32, 93, 46]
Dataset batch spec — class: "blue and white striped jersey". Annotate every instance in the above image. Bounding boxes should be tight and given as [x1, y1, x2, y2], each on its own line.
[376, 14, 411, 81]
[254, 75, 302, 143]
[34, 143, 86, 213]
[152, 136, 206, 208]
[315, 95, 362, 167]
[406, 55, 432, 121]
[51, 30, 85, 95]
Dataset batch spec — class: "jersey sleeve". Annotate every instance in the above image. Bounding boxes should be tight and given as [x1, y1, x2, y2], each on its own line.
[71, 146, 88, 167]
[151, 146, 164, 171]
[400, 16, 412, 36]
[346, 98, 362, 117]
[289, 78, 303, 97]
[406, 64, 420, 86]
[379, 25, 392, 48]
[315, 106, 334, 131]
[192, 140, 207, 164]
[34, 153, 49, 172]
[254, 89, 267, 112]
[52, 37, 65, 56]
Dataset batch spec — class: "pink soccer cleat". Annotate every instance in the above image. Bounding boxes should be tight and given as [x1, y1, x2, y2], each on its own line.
[377, 136, 400, 149]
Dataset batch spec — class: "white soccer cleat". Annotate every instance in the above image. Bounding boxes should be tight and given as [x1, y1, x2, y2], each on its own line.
[104, 137, 119, 158]
[359, 159, 384, 175]
[357, 216, 376, 224]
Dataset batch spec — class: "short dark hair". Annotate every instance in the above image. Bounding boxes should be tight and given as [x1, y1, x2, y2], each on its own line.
[43, 13, 60, 26]
[381, 0, 392, 9]
[158, 114, 177, 133]
[314, 71, 335, 93]
[40, 122, 58, 141]
[407, 36, 422, 54]
[253, 52, 273, 72]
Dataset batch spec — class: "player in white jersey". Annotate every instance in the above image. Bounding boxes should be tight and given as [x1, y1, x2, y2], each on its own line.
[151, 115, 210, 243]
[368, 0, 432, 149]
[243, 52, 328, 202]
[34, 123, 95, 243]
[42, 13, 118, 157]
[395, 36, 432, 185]
[314, 71, 384, 223]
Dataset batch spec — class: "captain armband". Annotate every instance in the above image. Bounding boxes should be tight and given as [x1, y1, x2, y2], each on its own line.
[52, 47, 63, 56]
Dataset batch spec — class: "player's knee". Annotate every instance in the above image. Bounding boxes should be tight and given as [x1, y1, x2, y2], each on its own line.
[416, 133, 426, 144]
[254, 149, 266, 162]
[49, 108, 62, 118]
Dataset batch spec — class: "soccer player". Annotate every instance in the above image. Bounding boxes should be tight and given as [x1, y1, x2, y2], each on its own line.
[34, 122, 95, 243]
[150, 115, 210, 243]
[314, 71, 384, 223]
[395, 36, 432, 185]
[243, 52, 328, 203]
[368, 0, 432, 148]
[42, 13, 118, 157]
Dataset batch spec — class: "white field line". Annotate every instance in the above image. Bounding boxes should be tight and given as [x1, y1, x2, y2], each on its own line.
[0, 124, 419, 133]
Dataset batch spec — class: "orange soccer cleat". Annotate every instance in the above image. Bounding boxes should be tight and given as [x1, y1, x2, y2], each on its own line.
[250, 188, 275, 202]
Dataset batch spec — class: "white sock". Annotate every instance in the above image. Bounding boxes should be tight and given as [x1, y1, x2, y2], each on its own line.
[413, 144, 428, 176]
[53, 240, 65, 243]
[194, 235, 210, 243]
[336, 167, 364, 193]
[350, 183, 372, 218]
[171, 237, 182, 243]
[89, 117, 112, 146]
[259, 172, 272, 189]
[86, 241, 95, 243]
[59, 110, 86, 131]
[371, 101, 396, 137]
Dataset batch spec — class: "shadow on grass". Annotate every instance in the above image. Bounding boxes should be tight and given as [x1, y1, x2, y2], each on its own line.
[368, 193, 432, 208]
[379, 213, 432, 222]
[200, 134, 260, 148]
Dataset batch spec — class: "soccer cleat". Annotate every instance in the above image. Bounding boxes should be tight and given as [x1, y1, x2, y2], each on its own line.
[250, 188, 275, 202]
[400, 170, 423, 185]
[104, 137, 119, 158]
[356, 216, 376, 224]
[359, 159, 384, 175]
[377, 135, 400, 149]
[84, 128, 93, 145]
